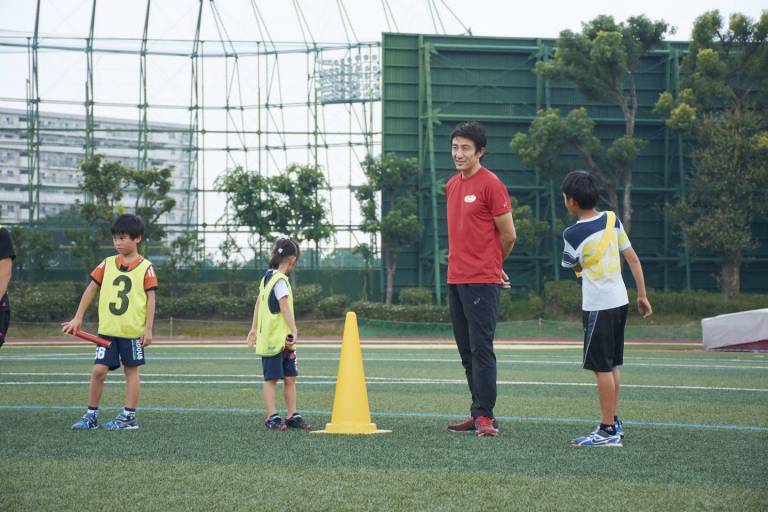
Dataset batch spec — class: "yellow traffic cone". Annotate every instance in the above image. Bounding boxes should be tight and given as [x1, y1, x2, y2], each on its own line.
[312, 312, 391, 435]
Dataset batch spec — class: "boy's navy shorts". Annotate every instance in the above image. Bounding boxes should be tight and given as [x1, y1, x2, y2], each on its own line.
[261, 349, 298, 381]
[581, 304, 628, 372]
[94, 334, 146, 371]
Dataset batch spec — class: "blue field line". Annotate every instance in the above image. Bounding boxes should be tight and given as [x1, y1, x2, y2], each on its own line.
[1, 403, 766, 432]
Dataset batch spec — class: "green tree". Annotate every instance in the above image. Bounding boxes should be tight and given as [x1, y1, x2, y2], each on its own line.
[513, 15, 670, 233]
[654, 10, 768, 301]
[216, 164, 334, 270]
[9, 224, 55, 277]
[511, 107, 642, 219]
[215, 165, 274, 261]
[351, 242, 376, 300]
[356, 153, 422, 304]
[71, 155, 176, 268]
[270, 164, 335, 252]
[508, 197, 549, 249]
[161, 232, 205, 297]
[218, 231, 243, 296]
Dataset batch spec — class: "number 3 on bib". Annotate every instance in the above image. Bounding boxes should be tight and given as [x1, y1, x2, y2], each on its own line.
[109, 275, 132, 315]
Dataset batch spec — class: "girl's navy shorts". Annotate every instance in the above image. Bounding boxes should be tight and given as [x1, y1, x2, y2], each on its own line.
[261, 349, 298, 380]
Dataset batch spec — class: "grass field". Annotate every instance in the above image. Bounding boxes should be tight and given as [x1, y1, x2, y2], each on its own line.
[1, 342, 767, 511]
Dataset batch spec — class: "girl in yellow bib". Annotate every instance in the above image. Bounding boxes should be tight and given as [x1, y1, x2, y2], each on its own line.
[62, 214, 157, 431]
[247, 238, 310, 431]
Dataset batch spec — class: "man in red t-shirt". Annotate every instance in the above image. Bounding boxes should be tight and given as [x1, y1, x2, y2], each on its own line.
[445, 121, 517, 437]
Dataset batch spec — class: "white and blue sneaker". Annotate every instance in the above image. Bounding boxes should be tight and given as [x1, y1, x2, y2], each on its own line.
[615, 419, 624, 439]
[104, 413, 139, 430]
[71, 412, 98, 430]
[571, 428, 622, 447]
[577, 419, 625, 441]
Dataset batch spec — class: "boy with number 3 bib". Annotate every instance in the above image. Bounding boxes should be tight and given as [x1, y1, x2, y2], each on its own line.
[63, 214, 158, 430]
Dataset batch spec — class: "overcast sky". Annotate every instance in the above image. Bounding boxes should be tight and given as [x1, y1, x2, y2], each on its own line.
[1, 0, 765, 42]
[0, 1, 764, 257]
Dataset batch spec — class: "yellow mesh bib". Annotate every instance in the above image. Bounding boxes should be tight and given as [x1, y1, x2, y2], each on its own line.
[255, 271, 293, 356]
[98, 256, 152, 338]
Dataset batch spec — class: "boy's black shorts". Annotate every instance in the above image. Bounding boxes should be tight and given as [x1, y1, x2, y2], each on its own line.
[582, 304, 628, 372]
[0, 308, 9, 348]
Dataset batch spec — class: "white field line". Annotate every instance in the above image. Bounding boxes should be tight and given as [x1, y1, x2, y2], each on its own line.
[2, 354, 768, 370]
[3, 348, 767, 363]
[0, 374, 765, 392]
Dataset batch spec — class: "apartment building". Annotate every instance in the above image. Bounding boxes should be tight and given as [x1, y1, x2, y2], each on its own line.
[0, 108, 195, 226]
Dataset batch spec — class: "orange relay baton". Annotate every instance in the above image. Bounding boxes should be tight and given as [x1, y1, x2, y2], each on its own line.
[72, 329, 112, 348]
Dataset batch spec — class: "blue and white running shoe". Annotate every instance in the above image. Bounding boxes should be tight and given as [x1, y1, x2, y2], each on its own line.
[571, 429, 622, 447]
[71, 412, 98, 430]
[104, 413, 139, 430]
[616, 418, 624, 439]
[576, 419, 625, 441]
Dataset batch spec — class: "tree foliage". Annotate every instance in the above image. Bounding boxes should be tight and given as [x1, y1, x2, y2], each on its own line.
[509, 197, 549, 249]
[351, 242, 376, 300]
[654, 10, 768, 301]
[511, 107, 644, 215]
[9, 224, 55, 276]
[70, 154, 176, 268]
[160, 232, 205, 296]
[217, 164, 334, 252]
[215, 165, 274, 243]
[356, 153, 422, 304]
[270, 164, 335, 246]
[536, 15, 669, 107]
[513, 15, 670, 232]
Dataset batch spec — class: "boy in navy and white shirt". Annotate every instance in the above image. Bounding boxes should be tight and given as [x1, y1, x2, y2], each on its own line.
[560, 170, 652, 448]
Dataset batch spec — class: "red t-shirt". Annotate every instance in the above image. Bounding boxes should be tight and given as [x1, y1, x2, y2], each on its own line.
[445, 167, 512, 284]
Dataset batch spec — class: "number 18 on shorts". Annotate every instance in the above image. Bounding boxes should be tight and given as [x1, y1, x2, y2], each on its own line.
[94, 335, 146, 370]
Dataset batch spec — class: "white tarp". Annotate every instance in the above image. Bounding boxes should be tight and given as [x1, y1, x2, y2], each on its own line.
[701, 308, 768, 350]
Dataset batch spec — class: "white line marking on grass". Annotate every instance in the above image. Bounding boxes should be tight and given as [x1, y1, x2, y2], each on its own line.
[1, 376, 766, 392]
[303, 357, 768, 370]
[4, 355, 768, 370]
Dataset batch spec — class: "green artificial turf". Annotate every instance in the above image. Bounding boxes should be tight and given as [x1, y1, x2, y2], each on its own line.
[1, 345, 766, 511]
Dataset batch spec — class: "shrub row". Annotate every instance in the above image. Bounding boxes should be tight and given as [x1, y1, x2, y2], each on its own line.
[398, 287, 434, 305]
[10, 281, 329, 322]
[543, 280, 768, 318]
[352, 292, 545, 323]
[10, 280, 768, 323]
[350, 301, 451, 322]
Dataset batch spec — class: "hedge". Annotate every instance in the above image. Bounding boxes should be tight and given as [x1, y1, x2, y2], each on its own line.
[9, 280, 768, 323]
[543, 280, 582, 314]
[317, 294, 350, 319]
[398, 287, 434, 305]
[350, 301, 451, 322]
[11, 281, 92, 322]
[10, 281, 324, 322]
[544, 279, 768, 318]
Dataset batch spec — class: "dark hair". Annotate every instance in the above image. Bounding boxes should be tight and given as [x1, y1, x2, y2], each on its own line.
[269, 237, 300, 269]
[111, 214, 145, 240]
[560, 170, 600, 209]
[450, 121, 487, 155]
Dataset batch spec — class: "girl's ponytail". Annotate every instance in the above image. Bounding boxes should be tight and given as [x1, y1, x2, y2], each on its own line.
[268, 237, 300, 268]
